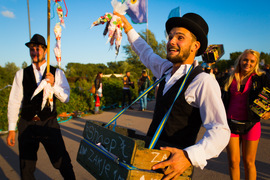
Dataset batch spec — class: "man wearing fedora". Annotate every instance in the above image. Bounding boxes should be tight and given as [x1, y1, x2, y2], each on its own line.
[115, 12, 230, 179]
[6, 34, 75, 180]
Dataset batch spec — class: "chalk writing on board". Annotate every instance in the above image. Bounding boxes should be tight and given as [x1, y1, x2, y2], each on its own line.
[119, 136, 128, 158]
[87, 146, 111, 177]
[85, 124, 129, 158]
[79, 144, 87, 155]
[113, 169, 125, 180]
[151, 152, 168, 163]
[139, 175, 159, 180]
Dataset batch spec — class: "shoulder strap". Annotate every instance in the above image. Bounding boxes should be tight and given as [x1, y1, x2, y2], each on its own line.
[104, 73, 168, 129]
[148, 65, 194, 149]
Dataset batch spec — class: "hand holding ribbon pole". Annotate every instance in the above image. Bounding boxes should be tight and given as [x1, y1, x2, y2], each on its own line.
[31, 0, 54, 111]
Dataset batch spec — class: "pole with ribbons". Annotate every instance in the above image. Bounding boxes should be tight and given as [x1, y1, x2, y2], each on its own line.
[46, 0, 51, 106]
[47, 0, 51, 74]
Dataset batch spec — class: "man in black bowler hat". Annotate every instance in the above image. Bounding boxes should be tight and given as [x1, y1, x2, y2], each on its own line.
[6, 34, 76, 180]
[115, 12, 230, 179]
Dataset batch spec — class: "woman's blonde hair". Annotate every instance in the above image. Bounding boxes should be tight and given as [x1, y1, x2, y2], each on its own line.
[223, 49, 265, 91]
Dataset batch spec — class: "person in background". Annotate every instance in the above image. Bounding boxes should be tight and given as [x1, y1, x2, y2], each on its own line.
[213, 67, 223, 86]
[6, 34, 75, 180]
[122, 71, 134, 109]
[201, 62, 216, 79]
[138, 69, 150, 111]
[115, 11, 230, 179]
[263, 64, 270, 76]
[94, 72, 103, 114]
[229, 65, 235, 75]
[222, 49, 270, 180]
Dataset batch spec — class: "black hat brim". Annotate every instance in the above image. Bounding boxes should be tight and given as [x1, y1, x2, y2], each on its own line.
[166, 17, 207, 56]
[25, 34, 47, 48]
[25, 42, 47, 48]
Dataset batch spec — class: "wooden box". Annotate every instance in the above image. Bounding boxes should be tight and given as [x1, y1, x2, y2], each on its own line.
[77, 121, 193, 180]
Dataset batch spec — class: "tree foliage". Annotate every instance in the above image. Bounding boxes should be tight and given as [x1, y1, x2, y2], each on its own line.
[123, 29, 167, 77]
[65, 63, 108, 81]
[0, 62, 19, 88]
[260, 52, 270, 65]
[22, 61, 28, 69]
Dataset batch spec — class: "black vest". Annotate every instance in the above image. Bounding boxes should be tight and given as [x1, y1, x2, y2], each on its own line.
[147, 66, 203, 149]
[20, 65, 57, 121]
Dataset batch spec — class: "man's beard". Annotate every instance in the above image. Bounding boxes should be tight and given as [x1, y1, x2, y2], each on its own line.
[167, 46, 191, 64]
[32, 55, 45, 63]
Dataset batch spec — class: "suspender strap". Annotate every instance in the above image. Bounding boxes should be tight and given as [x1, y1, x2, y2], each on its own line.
[148, 65, 194, 149]
[104, 74, 167, 129]
[104, 65, 194, 150]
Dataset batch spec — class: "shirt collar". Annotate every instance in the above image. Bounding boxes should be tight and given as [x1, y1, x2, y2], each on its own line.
[165, 60, 198, 77]
[32, 62, 47, 73]
[166, 64, 192, 78]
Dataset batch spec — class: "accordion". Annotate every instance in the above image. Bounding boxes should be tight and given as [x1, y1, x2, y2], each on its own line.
[202, 44, 224, 63]
[250, 87, 270, 117]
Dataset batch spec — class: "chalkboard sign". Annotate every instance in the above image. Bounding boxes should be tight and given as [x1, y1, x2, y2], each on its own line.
[82, 121, 137, 164]
[77, 121, 193, 180]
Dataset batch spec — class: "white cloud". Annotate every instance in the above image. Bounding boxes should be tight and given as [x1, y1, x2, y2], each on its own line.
[1, 10, 15, 18]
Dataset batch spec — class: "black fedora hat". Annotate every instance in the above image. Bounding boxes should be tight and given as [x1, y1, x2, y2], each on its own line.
[25, 34, 47, 48]
[166, 13, 208, 56]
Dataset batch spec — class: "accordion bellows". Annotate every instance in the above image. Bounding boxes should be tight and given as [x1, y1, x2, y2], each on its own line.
[202, 44, 224, 63]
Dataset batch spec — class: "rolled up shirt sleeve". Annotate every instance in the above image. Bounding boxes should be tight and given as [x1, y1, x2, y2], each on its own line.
[52, 69, 70, 103]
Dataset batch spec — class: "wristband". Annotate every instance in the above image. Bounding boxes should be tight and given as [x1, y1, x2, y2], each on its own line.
[125, 26, 133, 34]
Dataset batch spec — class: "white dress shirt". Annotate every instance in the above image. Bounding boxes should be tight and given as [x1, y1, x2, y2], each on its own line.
[127, 29, 230, 169]
[8, 63, 70, 131]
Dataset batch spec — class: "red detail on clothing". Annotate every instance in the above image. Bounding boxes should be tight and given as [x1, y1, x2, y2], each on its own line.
[227, 75, 253, 120]
[231, 122, 261, 141]
[95, 96, 100, 107]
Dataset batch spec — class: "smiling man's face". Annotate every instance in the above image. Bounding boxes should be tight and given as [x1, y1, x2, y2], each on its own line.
[166, 27, 199, 65]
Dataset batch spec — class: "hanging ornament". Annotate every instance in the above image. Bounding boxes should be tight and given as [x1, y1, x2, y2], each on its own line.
[52, 0, 68, 67]
[90, 0, 128, 56]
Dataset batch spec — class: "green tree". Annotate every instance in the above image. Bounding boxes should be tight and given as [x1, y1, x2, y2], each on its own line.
[107, 61, 126, 74]
[22, 61, 28, 68]
[122, 29, 167, 77]
[0, 62, 19, 87]
[65, 63, 109, 80]
[260, 52, 270, 65]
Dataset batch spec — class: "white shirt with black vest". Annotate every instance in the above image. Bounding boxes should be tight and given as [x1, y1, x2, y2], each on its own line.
[8, 63, 70, 131]
[127, 29, 230, 169]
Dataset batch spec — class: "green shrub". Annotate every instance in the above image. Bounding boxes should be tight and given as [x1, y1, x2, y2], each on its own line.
[0, 77, 154, 131]
[0, 87, 11, 131]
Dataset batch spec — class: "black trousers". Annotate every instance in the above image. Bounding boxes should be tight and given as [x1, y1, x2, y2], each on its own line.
[122, 89, 131, 107]
[18, 118, 75, 180]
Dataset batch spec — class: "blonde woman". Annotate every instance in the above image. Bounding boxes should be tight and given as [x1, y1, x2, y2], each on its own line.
[222, 49, 270, 179]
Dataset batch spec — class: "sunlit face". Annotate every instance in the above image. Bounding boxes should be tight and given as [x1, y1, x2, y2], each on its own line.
[240, 53, 257, 75]
[29, 44, 47, 63]
[166, 27, 197, 64]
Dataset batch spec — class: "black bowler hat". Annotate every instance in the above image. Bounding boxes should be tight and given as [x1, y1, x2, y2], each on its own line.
[166, 13, 208, 56]
[25, 34, 47, 48]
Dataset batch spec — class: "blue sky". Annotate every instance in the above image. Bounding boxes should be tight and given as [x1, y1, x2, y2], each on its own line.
[1, 0, 270, 69]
